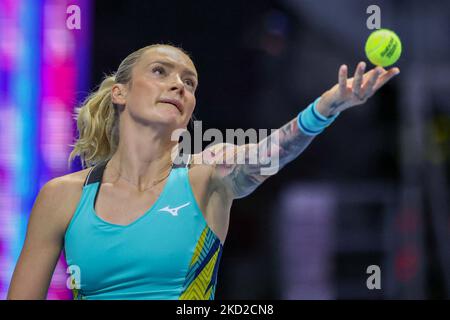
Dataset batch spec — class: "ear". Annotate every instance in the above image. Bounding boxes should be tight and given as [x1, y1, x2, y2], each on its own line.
[111, 84, 127, 105]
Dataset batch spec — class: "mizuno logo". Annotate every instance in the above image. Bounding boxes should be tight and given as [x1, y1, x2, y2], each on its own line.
[158, 202, 191, 216]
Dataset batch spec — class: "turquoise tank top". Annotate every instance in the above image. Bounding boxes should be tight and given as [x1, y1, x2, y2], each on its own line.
[63, 157, 224, 300]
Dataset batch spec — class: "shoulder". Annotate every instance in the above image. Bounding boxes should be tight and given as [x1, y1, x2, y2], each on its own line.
[34, 168, 92, 230]
[190, 143, 238, 168]
[189, 143, 238, 198]
[42, 167, 91, 199]
[201, 143, 239, 163]
[189, 142, 237, 173]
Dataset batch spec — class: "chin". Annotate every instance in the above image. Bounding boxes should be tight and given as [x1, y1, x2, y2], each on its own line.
[153, 111, 184, 129]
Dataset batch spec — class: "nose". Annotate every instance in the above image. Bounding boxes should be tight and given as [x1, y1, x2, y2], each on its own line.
[169, 74, 185, 94]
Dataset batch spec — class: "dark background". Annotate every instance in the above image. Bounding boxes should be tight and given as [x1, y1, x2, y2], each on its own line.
[86, 0, 450, 299]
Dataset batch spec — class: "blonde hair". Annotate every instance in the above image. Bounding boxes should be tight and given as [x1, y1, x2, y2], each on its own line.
[68, 44, 192, 169]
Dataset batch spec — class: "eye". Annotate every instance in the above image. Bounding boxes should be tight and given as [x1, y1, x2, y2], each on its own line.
[184, 79, 195, 87]
[152, 66, 165, 75]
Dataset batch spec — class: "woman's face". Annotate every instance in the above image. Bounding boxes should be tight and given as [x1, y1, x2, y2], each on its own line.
[114, 46, 198, 131]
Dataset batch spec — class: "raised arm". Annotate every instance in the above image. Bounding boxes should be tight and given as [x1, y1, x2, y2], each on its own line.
[206, 62, 400, 199]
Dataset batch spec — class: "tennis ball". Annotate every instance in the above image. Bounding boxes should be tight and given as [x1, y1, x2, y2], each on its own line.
[365, 29, 402, 67]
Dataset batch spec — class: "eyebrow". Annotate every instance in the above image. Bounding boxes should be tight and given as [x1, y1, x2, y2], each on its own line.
[148, 60, 198, 79]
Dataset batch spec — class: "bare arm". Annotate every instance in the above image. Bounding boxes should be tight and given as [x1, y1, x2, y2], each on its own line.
[207, 62, 400, 199]
[7, 178, 76, 299]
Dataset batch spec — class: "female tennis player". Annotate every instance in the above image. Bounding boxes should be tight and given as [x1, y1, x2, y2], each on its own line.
[7, 44, 400, 300]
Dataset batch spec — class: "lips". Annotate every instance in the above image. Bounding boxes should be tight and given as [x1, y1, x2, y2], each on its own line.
[158, 98, 183, 114]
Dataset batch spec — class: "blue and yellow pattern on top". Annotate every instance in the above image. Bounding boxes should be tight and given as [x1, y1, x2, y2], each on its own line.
[64, 160, 224, 300]
[179, 227, 223, 300]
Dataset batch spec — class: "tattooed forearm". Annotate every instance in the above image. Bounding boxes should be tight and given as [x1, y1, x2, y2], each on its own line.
[214, 116, 317, 199]
[261, 116, 316, 169]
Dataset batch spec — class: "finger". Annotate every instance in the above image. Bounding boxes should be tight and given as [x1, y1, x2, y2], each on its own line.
[373, 67, 400, 91]
[338, 64, 348, 94]
[360, 67, 382, 98]
[360, 66, 384, 82]
[352, 61, 366, 98]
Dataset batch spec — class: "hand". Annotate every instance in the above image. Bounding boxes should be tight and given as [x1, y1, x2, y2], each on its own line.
[316, 62, 400, 117]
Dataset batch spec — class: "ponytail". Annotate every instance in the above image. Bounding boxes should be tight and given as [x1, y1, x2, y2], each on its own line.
[68, 75, 119, 169]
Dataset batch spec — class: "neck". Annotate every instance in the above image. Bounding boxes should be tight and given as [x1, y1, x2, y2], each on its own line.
[108, 118, 180, 190]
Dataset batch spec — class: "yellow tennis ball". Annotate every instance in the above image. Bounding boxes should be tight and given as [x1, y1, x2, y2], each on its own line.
[365, 29, 402, 67]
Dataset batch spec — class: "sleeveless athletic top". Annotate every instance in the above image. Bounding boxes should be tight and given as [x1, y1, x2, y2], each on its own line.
[63, 156, 224, 300]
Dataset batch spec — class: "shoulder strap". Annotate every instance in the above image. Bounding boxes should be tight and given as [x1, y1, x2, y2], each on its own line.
[172, 153, 192, 169]
[83, 161, 108, 186]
